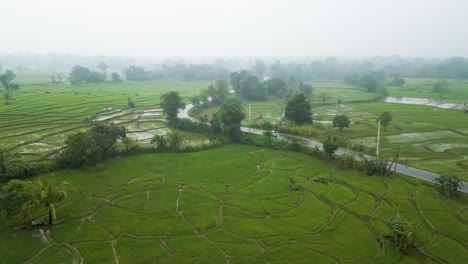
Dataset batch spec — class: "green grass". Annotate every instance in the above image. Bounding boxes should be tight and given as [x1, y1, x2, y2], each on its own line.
[1, 145, 467, 263]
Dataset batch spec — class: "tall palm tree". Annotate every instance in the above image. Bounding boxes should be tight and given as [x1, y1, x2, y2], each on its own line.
[23, 179, 72, 225]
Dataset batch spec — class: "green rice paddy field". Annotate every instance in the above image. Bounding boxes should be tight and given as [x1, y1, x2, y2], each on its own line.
[1, 145, 467, 263]
[244, 80, 468, 181]
[0, 71, 210, 159]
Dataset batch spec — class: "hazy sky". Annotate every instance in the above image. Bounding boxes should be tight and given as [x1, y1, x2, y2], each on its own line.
[1, 0, 467, 57]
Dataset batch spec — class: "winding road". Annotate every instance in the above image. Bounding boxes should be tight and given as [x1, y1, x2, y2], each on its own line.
[179, 104, 468, 193]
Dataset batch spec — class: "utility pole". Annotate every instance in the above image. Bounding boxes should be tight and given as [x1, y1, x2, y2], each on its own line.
[376, 119, 381, 156]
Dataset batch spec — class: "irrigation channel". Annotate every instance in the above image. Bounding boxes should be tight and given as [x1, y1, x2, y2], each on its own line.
[178, 103, 468, 193]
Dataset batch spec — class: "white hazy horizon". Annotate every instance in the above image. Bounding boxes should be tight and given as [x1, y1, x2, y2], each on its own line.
[1, 0, 468, 58]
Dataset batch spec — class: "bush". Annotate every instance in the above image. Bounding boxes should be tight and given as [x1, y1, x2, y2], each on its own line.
[169, 118, 212, 135]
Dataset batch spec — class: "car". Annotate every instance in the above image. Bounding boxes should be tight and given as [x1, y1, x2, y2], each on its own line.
[270, 130, 278, 137]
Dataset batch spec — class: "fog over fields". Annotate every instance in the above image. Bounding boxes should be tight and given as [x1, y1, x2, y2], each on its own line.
[1, 0, 467, 57]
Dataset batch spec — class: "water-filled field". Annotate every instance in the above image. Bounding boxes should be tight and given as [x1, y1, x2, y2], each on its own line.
[0, 75, 210, 159]
[1, 145, 466, 263]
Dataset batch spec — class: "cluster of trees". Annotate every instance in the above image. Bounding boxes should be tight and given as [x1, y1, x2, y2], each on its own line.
[1, 70, 20, 104]
[192, 79, 230, 107]
[230, 71, 313, 101]
[0, 149, 48, 182]
[159, 90, 245, 142]
[0, 178, 72, 229]
[432, 79, 449, 93]
[57, 124, 126, 168]
[68, 65, 106, 85]
[125, 64, 229, 81]
[344, 71, 387, 93]
[253, 56, 468, 82]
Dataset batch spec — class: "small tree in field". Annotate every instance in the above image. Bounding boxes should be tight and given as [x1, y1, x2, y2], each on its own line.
[432, 79, 449, 93]
[160, 91, 185, 121]
[386, 215, 417, 251]
[22, 179, 72, 225]
[433, 175, 463, 197]
[323, 140, 339, 159]
[285, 93, 312, 125]
[333, 114, 351, 132]
[378, 112, 393, 131]
[1, 70, 20, 104]
[111, 72, 123, 83]
[97, 61, 109, 73]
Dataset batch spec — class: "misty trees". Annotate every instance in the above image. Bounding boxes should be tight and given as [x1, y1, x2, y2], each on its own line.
[359, 73, 379, 92]
[230, 71, 267, 101]
[298, 82, 313, 97]
[217, 98, 246, 141]
[389, 75, 405, 87]
[50, 73, 63, 84]
[285, 93, 312, 125]
[433, 175, 463, 197]
[111, 72, 123, 83]
[254, 60, 266, 78]
[333, 114, 351, 132]
[432, 79, 449, 93]
[126, 66, 148, 80]
[1, 70, 20, 104]
[161, 91, 186, 121]
[97, 61, 109, 73]
[265, 78, 290, 98]
[68, 65, 106, 85]
[378, 112, 393, 131]
[205, 79, 230, 104]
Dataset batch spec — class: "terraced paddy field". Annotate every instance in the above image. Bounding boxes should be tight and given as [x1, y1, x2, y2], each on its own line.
[0, 77, 210, 159]
[1, 145, 467, 263]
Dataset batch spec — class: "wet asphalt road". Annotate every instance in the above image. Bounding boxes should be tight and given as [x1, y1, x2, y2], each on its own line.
[179, 104, 467, 193]
[241, 127, 468, 193]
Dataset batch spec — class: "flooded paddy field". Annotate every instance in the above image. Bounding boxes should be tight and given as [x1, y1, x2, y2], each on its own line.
[0, 77, 210, 160]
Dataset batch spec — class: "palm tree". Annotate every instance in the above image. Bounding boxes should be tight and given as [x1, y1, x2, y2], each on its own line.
[23, 179, 72, 225]
[433, 175, 463, 197]
[168, 131, 184, 153]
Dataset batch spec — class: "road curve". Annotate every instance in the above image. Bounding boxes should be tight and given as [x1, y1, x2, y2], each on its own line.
[179, 103, 467, 193]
